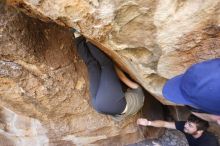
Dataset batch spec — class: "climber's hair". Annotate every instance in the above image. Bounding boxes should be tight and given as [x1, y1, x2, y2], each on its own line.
[187, 114, 209, 131]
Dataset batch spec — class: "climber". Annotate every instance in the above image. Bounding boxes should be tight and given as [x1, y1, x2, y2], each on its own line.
[72, 30, 145, 121]
[162, 58, 220, 125]
[137, 114, 219, 146]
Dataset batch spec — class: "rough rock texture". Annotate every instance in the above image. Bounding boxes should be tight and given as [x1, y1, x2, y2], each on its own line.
[129, 129, 189, 146]
[0, 107, 49, 146]
[6, 0, 220, 105]
[1, 0, 220, 145]
[0, 4, 166, 145]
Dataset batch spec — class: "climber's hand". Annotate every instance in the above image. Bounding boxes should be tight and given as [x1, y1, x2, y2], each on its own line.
[137, 118, 150, 126]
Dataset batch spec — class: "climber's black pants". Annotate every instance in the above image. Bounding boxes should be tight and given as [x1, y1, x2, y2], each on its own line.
[75, 36, 126, 115]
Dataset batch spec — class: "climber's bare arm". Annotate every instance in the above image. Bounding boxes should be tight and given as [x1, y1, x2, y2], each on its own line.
[137, 118, 176, 129]
[114, 65, 139, 89]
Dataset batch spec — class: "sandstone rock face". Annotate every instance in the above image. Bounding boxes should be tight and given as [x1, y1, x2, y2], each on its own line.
[2, 0, 220, 145]
[1, 4, 165, 145]
[7, 0, 220, 104]
[0, 107, 49, 146]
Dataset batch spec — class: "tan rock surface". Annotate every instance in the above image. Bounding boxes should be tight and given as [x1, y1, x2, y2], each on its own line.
[6, 0, 220, 105]
[1, 0, 220, 145]
[1, 4, 163, 145]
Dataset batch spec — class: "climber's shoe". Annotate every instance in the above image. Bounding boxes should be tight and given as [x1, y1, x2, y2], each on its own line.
[70, 28, 81, 38]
